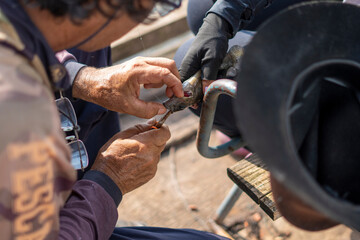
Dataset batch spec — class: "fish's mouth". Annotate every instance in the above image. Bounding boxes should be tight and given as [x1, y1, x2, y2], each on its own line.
[183, 91, 193, 98]
[163, 98, 188, 112]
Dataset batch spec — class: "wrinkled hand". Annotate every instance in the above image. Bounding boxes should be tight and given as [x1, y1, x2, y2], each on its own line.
[91, 120, 170, 194]
[180, 13, 232, 81]
[72, 57, 183, 118]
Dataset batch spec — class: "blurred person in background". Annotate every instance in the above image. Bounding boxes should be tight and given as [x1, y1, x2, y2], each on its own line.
[175, 0, 356, 232]
[174, 0, 307, 153]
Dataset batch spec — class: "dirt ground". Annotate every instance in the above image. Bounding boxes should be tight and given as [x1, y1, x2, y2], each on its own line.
[116, 112, 360, 240]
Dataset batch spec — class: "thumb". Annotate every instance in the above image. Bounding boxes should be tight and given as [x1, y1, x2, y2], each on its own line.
[100, 121, 155, 149]
[179, 52, 201, 81]
[131, 99, 167, 119]
[132, 124, 170, 147]
[117, 119, 166, 139]
[118, 123, 153, 139]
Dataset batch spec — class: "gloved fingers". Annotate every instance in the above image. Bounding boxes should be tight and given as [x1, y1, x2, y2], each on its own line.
[179, 64, 199, 82]
[202, 64, 220, 81]
[201, 40, 228, 80]
[201, 52, 225, 80]
[179, 48, 201, 81]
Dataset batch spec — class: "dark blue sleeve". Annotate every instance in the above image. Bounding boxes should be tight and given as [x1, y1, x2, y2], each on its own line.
[208, 0, 271, 36]
[83, 170, 123, 206]
[63, 59, 86, 86]
[58, 47, 111, 88]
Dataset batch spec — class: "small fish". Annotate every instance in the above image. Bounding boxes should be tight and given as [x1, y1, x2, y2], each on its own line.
[159, 45, 244, 124]
[163, 70, 203, 113]
[219, 45, 243, 70]
[217, 45, 244, 79]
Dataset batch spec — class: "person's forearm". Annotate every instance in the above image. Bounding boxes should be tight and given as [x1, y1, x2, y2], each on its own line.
[59, 171, 122, 240]
[209, 0, 274, 36]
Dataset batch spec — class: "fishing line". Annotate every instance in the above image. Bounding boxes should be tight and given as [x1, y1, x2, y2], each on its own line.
[136, 28, 168, 103]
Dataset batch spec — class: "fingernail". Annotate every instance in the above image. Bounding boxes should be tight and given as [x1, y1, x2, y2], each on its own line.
[147, 118, 155, 124]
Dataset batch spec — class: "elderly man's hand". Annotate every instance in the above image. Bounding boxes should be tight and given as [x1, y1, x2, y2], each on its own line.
[91, 120, 170, 194]
[72, 57, 183, 119]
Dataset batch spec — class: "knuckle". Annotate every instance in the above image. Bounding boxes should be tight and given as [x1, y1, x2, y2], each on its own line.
[159, 68, 171, 77]
[138, 142, 148, 152]
[121, 101, 131, 112]
[128, 140, 141, 153]
[132, 57, 144, 67]
[133, 56, 143, 61]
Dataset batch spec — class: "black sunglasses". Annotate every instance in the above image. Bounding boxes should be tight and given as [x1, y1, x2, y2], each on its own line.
[56, 93, 89, 171]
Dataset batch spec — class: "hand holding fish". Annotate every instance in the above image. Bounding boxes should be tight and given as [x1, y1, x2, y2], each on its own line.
[72, 56, 184, 119]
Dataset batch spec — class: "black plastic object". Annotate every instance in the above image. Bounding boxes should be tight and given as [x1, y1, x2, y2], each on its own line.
[234, 1, 360, 230]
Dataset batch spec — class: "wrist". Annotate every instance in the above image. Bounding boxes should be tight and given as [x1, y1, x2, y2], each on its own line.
[72, 66, 98, 102]
[83, 170, 123, 206]
[91, 154, 128, 195]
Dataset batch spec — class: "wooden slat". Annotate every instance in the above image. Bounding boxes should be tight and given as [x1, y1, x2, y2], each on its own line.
[227, 154, 281, 220]
[259, 192, 281, 220]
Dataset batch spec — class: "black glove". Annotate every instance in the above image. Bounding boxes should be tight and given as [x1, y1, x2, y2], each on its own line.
[180, 13, 232, 81]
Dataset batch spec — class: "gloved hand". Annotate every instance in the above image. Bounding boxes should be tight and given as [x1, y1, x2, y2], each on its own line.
[180, 13, 232, 81]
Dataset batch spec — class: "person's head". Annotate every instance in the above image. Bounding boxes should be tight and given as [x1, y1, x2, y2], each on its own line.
[23, 0, 157, 24]
[22, 0, 181, 51]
